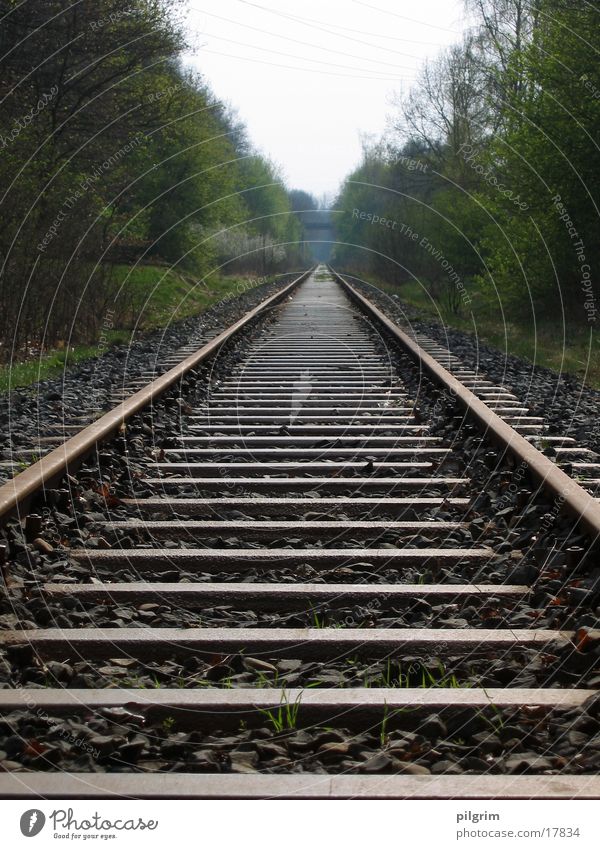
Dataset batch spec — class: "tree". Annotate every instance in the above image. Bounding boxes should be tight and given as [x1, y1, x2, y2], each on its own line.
[0, 0, 186, 346]
[478, 0, 600, 317]
[0, 0, 306, 353]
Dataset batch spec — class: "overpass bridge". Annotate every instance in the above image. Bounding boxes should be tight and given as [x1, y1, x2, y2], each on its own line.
[298, 209, 335, 262]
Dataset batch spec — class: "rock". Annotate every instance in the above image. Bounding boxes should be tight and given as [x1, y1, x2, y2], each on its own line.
[277, 659, 303, 674]
[32, 538, 54, 554]
[464, 756, 490, 771]
[313, 729, 347, 745]
[229, 761, 257, 774]
[188, 749, 222, 772]
[286, 731, 315, 752]
[583, 692, 600, 718]
[313, 671, 345, 686]
[360, 752, 394, 773]
[386, 739, 409, 755]
[505, 754, 554, 773]
[45, 661, 74, 683]
[4, 735, 24, 757]
[432, 759, 462, 775]
[205, 662, 235, 682]
[0, 614, 20, 628]
[87, 735, 120, 755]
[567, 730, 588, 748]
[256, 741, 287, 759]
[107, 658, 137, 668]
[318, 742, 352, 761]
[242, 657, 278, 675]
[31, 746, 63, 766]
[160, 735, 191, 758]
[395, 762, 432, 775]
[570, 714, 598, 733]
[230, 750, 258, 769]
[117, 737, 148, 762]
[446, 712, 489, 737]
[0, 760, 23, 771]
[420, 714, 447, 740]
[499, 724, 529, 743]
[471, 732, 503, 754]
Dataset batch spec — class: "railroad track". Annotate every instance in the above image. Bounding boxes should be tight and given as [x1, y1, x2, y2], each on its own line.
[0, 264, 599, 799]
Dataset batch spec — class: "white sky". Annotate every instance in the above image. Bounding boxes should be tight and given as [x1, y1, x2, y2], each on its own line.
[185, 0, 467, 198]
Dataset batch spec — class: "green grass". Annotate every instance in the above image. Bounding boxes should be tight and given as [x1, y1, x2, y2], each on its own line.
[258, 692, 303, 733]
[379, 703, 407, 747]
[363, 659, 469, 689]
[0, 265, 270, 393]
[0, 339, 125, 393]
[108, 264, 254, 331]
[368, 276, 600, 389]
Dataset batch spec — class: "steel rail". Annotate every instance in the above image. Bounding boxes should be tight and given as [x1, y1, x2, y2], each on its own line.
[0, 268, 313, 522]
[331, 268, 600, 540]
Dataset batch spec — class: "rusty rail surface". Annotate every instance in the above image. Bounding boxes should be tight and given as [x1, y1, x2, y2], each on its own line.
[331, 267, 600, 541]
[0, 268, 313, 522]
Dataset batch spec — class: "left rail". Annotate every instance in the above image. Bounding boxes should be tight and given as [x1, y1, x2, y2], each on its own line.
[0, 267, 314, 522]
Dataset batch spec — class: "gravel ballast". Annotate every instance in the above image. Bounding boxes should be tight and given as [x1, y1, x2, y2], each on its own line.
[0, 267, 599, 779]
[345, 274, 600, 456]
[0, 274, 298, 483]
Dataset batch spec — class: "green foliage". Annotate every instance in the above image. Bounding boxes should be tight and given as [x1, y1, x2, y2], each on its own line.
[376, 274, 600, 388]
[334, 0, 600, 329]
[258, 692, 303, 734]
[0, 269, 270, 391]
[478, 0, 600, 321]
[0, 0, 306, 356]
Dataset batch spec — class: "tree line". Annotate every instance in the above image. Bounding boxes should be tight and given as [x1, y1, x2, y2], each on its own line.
[0, 0, 313, 355]
[334, 0, 600, 326]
